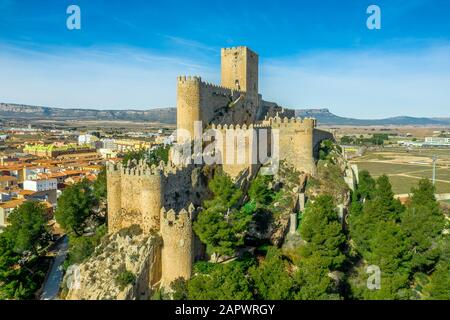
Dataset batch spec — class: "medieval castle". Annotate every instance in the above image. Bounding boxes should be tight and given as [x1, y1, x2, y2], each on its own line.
[106, 47, 333, 288]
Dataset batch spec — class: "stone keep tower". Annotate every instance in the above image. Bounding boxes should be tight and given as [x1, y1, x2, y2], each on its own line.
[176, 47, 260, 141]
[221, 46, 258, 97]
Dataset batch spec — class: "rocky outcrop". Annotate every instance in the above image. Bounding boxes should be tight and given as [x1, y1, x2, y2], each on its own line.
[62, 226, 162, 300]
[247, 163, 307, 247]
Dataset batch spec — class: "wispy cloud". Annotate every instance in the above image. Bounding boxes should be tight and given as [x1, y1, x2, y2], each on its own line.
[0, 43, 216, 109]
[260, 43, 450, 118]
[0, 41, 449, 118]
[112, 17, 138, 30]
[159, 34, 218, 53]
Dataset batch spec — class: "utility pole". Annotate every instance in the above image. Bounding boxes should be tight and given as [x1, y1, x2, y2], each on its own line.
[432, 155, 437, 186]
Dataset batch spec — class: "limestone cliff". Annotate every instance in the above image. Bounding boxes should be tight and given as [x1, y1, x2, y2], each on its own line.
[62, 226, 162, 300]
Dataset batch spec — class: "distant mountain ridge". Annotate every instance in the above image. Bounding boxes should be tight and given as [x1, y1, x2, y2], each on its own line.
[295, 108, 450, 126]
[1, 103, 449, 126]
[0, 103, 176, 124]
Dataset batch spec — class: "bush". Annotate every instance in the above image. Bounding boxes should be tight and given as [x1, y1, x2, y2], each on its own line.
[170, 278, 188, 300]
[115, 270, 135, 289]
[65, 224, 107, 266]
[193, 261, 218, 274]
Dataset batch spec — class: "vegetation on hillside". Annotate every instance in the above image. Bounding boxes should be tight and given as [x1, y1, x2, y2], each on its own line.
[121, 145, 170, 167]
[55, 174, 108, 268]
[169, 142, 449, 300]
[193, 170, 252, 259]
[0, 202, 51, 299]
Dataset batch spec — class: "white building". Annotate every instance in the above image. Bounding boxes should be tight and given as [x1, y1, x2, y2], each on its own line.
[23, 166, 46, 180]
[78, 134, 99, 145]
[23, 178, 58, 192]
[101, 138, 117, 150]
[424, 137, 450, 146]
[0, 192, 11, 202]
[98, 148, 118, 159]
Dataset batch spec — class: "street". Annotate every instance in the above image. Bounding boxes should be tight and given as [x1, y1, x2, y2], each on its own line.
[40, 235, 69, 300]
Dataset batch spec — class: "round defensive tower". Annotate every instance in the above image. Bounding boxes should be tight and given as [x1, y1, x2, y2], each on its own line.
[140, 170, 164, 233]
[106, 164, 123, 233]
[176, 76, 202, 142]
[297, 118, 317, 175]
[160, 206, 194, 286]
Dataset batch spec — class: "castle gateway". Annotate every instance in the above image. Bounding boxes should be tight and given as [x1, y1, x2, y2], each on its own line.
[106, 46, 334, 287]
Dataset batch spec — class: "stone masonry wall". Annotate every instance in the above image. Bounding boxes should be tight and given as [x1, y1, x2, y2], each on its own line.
[263, 116, 316, 175]
[176, 76, 259, 140]
[106, 162, 200, 235]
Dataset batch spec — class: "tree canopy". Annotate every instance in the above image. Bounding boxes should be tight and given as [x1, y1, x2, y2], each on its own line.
[193, 170, 251, 258]
[55, 179, 96, 236]
[0, 202, 50, 299]
[3, 201, 49, 254]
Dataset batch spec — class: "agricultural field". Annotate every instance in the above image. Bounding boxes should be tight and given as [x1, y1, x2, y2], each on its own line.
[350, 148, 450, 194]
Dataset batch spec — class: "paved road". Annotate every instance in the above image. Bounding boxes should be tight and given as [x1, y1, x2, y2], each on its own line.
[40, 236, 69, 300]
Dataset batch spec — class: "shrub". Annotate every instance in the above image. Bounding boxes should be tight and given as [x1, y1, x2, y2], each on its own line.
[115, 270, 136, 289]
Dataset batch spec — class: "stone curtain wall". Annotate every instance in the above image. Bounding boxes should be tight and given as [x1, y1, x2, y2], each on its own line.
[104, 46, 334, 289]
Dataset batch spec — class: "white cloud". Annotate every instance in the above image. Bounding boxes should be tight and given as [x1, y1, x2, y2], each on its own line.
[0, 41, 449, 118]
[0, 43, 216, 109]
[260, 44, 450, 118]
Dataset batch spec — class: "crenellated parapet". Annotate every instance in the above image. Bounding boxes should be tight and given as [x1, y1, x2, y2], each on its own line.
[107, 158, 192, 177]
[209, 123, 269, 130]
[160, 204, 195, 235]
[263, 114, 317, 130]
[177, 75, 202, 84]
[177, 75, 244, 95]
[221, 46, 249, 52]
[106, 158, 203, 235]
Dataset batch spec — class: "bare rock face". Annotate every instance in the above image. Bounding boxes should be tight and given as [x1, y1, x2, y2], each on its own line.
[247, 164, 307, 247]
[62, 227, 162, 300]
[269, 212, 291, 247]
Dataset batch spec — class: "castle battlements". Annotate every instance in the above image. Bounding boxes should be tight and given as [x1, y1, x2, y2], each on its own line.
[177, 75, 244, 95]
[105, 45, 335, 290]
[210, 123, 271, 130]
[106, 159, 192, 179]
[221, 46, 248, 51]
[177, 75, 202, 83]
[262, 114, 317, 129]
[177, 46, 260, 138]
[160, 203, 195, 227]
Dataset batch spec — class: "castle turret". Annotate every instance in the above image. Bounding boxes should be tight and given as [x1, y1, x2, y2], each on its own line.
[106, 163, 123, 233]
[141, 169, 164, 233]
[160, 205, 195, 286]
[298, 118, 317, 175]
[176, 76, 202, 142]
[106, 161, 166, 234]
[268, 116, 317, 175]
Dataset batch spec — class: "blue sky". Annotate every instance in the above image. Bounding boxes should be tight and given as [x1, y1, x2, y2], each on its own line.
[0, 0, 449, 118]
